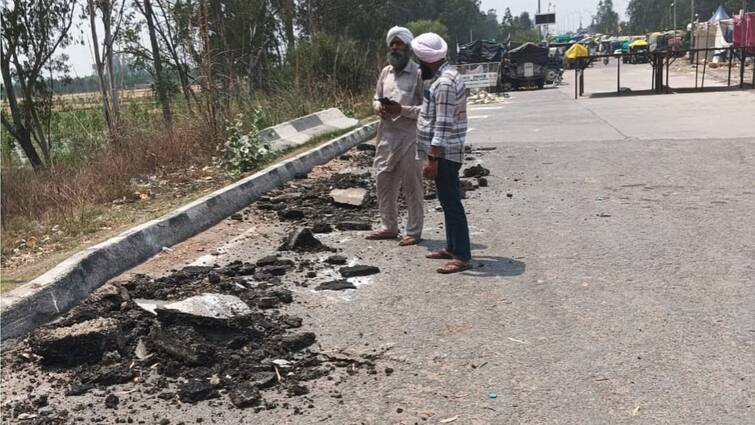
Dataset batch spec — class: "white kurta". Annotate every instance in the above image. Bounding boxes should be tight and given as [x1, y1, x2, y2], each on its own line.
[372, 61, 425, 237]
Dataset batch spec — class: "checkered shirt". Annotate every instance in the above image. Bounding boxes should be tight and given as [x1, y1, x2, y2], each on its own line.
[416, 62, 468, 163]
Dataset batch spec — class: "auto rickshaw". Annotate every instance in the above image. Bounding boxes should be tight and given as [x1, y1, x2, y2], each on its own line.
[628, 39, 649, 64]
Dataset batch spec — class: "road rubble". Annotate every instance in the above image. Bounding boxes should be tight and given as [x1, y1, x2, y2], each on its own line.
[1, 142, 495, 423]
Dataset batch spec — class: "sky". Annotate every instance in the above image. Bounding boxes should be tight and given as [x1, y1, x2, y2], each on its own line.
[64, 0, 632, 76]
[480, 0, 631, 33]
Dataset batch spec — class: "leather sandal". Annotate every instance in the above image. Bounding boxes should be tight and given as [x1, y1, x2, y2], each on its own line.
[398, 236, 421, 246]
[437, 259, 472, 274]
[426, 249, 454, 259]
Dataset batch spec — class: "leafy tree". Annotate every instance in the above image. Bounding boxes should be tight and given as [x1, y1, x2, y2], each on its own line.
[406, 20, 449, 41]
[500, 10, 538, 44]
[1, 0, 77, 171]
[502, 7, 514, 27]
[517, 12, 534, 31]
[477, 9, 499, 40]
[627, 0, 755, 34]
[593, 0, 619, 34]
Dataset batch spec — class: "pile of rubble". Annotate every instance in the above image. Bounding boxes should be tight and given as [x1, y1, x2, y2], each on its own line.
[3, 253, 378, 422]
[1, 142, 494, 423]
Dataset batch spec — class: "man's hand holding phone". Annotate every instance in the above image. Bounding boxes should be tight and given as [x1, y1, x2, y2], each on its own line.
[376, 97, 401, 119]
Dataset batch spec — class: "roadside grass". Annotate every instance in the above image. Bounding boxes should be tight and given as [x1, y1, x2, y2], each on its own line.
[0, 116, 371, 293]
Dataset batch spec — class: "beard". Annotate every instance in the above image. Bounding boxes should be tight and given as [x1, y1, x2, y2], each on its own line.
[419, 61, 435, 80]
[387, 50, 410, 72]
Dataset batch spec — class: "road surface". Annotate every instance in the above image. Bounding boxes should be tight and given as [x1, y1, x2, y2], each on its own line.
[3, 64, 754, 425]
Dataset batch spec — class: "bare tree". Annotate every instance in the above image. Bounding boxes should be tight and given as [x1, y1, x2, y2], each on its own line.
[88, 0, 128, 133]
[143, 0, 173, 126]
[1, 0, 76, 171]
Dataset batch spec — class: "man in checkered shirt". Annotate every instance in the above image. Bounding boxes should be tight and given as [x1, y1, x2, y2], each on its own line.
[411, 32, 471, 274]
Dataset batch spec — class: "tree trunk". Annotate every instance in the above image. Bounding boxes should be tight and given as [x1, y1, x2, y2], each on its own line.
[199, 0, 216, 134]
[0, 46, 45, 171]
[282, 0, 295, 57]
[144, 0, 173, 127]
[88, 0, 114, 133]
[154, 0, 194, 114]
[214, 0, 232, 112]
[104, 1, 121, 127]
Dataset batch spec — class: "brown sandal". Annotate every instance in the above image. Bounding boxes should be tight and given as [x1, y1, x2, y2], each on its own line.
[365, 230, 398, 240]
[437, 259, 472, 274]
[398, 236, 421, 246]
[426, 249, 454, 259]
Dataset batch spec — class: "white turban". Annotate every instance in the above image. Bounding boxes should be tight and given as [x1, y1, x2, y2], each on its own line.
[386, 26, 413, 47]
[410, 32, 448, 63]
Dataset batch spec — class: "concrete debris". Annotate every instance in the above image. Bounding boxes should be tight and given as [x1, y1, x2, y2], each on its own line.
[156, 293, 252, 321]
[330, 188, 368, 207]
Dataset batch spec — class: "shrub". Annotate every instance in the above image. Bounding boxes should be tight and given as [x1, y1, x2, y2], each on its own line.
[220, 112, 271, 176]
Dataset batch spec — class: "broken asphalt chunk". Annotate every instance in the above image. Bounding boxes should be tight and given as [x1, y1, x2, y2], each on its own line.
[229, 383, 261, 408]
[325, 255, 347, 265]
[248, 371, 277, 389]
[315, 280, 356, 291]
[339, 265, 380, 278]
[280, 332, 316, 352]
[278, 228, 324, 252]
[462, 164, 490, 178]
[311, 222, 333, 233]
[278, 208, 305, 220]
[29, 317, 122, 366]
[179, 379, 219, 403]
[356, 143, 376, 152]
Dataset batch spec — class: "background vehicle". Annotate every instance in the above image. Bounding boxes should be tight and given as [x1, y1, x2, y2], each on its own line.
[499, 43, 550, 90]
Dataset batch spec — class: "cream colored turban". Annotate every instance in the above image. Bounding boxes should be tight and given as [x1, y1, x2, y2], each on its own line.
[410, 32, 448, 63]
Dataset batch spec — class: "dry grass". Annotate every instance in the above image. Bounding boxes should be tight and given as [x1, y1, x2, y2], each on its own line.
[1, 117, 220, 276]
[0, 75, 374, 291]
[2, 120, 217, 224]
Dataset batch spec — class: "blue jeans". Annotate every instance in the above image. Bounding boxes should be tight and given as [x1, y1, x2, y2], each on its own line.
[435, 158, 471, 262]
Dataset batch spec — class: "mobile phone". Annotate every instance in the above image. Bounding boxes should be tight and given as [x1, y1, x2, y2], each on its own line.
[377, 97, 398, 106]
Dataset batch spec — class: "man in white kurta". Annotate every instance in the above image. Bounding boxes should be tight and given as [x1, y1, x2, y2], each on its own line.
[366, 27, 425, 246]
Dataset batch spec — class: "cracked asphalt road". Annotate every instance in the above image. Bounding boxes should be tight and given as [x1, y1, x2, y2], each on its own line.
[3, 65, 754, 425]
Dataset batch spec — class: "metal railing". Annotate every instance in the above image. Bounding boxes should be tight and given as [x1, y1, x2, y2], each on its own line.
[569, 46, 754, 99]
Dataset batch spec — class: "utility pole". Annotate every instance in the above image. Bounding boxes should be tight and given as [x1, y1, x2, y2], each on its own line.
[538, 0, 542, 42]
[691, 0, 695, 24]
[673, 1, 677, 29]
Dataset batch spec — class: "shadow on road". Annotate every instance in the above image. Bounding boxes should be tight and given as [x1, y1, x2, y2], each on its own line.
[465, 256, 526, 278]
[419, 239, 488, 251]
[418, 239, 525, 277]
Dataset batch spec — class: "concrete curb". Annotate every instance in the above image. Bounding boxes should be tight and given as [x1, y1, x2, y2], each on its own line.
[258, 108, 359, 151]
[0, 121, 378, 341]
